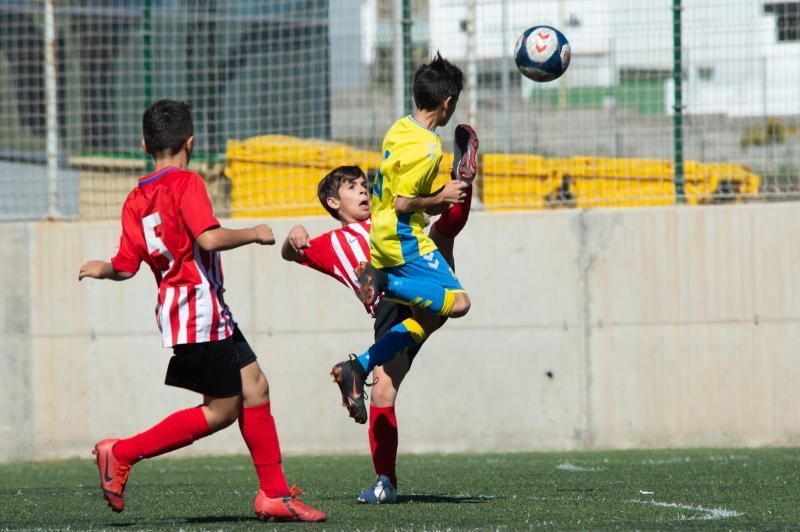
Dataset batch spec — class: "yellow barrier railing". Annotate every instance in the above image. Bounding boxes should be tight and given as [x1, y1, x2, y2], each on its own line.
[225, 136, 760, 217]
[225, 135, 380, 218]
[482, 155, 759, 210]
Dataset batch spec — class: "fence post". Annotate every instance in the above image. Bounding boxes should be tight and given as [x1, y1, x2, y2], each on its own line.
[672, 0, 686, 203]
[465, 0, 477, 130]
[402, 0, 413, 115]
[44, 0, 60, 218]
[501, 0, 511, 153]
[143, 0, 153, 172]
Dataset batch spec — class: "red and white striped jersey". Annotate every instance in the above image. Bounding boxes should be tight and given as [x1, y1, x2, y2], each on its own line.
[110, 166, 235, 347]
[299, 219, 379, 316]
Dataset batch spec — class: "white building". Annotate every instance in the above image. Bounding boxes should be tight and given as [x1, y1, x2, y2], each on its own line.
[408, 0, 800, 116]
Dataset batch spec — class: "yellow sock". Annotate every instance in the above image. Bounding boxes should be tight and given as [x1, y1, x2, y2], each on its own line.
[401, 318, 428, 344]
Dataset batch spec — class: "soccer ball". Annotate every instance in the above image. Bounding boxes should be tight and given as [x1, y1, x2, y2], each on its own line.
[514, 25, 571, 82]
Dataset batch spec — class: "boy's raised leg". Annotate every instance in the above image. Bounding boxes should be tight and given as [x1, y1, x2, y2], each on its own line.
[332, 318, 427, 424]
[94, 406, 212, 512]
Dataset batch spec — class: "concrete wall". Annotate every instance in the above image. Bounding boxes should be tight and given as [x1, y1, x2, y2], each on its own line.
[2, 203, 799, 462]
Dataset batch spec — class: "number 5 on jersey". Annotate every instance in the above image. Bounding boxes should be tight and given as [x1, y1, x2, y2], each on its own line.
[143, 212, 174, 272]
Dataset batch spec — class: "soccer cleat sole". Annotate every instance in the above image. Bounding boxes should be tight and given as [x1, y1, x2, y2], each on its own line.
[256, 511, 326, 523]
[358, 285, 378, 306]
[453, 124, 479, 182]
[356, 276, 379, 306]
[256, 512, 295, 522]
[255, 498, 327, 522]
[354, 263, 385, 306]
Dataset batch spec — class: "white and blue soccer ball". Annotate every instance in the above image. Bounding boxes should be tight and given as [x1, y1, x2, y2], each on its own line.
[514, 25, 571, 82]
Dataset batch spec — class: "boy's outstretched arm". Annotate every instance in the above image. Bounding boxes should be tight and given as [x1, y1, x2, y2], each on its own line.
[78, 261, 135, 282]
[395, 180, 468, 216]
[281, 225, 311, 262]
[196, 224, 274, 252]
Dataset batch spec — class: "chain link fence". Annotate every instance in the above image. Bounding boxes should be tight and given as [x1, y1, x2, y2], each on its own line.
[0, 0, 798, 219]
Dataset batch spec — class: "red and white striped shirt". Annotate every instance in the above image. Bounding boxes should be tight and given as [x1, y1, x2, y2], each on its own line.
[299, 220, 378, 316]
[110, 166, 235, 347]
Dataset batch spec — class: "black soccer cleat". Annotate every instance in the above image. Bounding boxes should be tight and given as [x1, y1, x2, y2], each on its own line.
[355, 262, 388, 306]
[451, 124, 479, 182]
[330, 355, 368, 424]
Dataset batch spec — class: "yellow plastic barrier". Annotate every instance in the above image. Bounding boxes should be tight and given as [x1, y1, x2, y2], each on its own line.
[225, 135, 380, 218]
[226, 135, 456, 217]
[482, 155, 760, 210]
[225, 135, 760, 216]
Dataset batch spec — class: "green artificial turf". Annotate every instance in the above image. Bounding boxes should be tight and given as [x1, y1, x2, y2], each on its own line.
[1, 448, 798, 530]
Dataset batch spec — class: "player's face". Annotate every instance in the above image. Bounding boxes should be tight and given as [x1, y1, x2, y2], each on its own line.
[336, 177, 370, 223]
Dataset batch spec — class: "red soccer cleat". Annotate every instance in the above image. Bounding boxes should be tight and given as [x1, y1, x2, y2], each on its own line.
[254, 485, 327, 522]
[92, 438, 131, 513]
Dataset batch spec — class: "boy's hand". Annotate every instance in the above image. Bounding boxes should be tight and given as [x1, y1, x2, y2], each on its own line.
[438, 180, 469, 204]
[78, 260, 107, 281]
[253, 224, 276, 245]
[286, 225, 311, 255]
[396, 181, 468, 214]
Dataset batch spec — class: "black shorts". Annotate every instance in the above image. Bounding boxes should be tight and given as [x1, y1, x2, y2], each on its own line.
[373, 299, 423, 363]
[165, 326, 257, 398]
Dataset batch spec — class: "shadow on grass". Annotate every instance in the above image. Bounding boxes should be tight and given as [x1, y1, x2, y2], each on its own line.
[396, 494, 495, 504]
[184, 515, 257, 524]
[99, 516, 256, 527]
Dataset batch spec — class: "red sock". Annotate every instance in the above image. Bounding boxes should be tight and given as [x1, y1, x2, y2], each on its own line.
[112, 406, 211, 466]
[369, 405, 398, 487]
[433, 183, 472, 239]
[239, 402, 290, 498]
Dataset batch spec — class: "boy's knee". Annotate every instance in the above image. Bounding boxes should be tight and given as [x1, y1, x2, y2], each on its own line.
[242, 371, 269, 406]
[370, 379, 398, 407]
[256, 372, 270, 398]
[242, 367, 270, 405]
[449, 294, 471, 318]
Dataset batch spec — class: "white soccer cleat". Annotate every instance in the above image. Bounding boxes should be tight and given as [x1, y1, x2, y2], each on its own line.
[357, 474, 398, 504]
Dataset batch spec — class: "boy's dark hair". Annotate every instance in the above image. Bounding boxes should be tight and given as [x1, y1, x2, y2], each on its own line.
[412, 52, 464, 111]
[317, 165, 366, 220]
[142, 99, 194, 158]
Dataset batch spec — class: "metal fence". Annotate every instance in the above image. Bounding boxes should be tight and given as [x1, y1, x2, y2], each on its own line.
[0, 0, 798, 219]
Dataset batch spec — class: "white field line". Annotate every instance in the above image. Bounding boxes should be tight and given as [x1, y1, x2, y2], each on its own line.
[708, 454, 750, 462]
[628, 498, 743, 521]
[556, 462, 604, 472]
[639, 456, 691, 465]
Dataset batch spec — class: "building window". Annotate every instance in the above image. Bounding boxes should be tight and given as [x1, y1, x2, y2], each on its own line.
[764, 2, 800, 42]
[697, 67, 714, 81]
